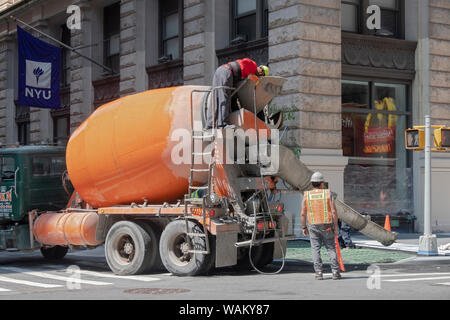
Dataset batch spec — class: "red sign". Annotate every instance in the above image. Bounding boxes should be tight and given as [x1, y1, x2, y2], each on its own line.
[364, 127, 395, 154]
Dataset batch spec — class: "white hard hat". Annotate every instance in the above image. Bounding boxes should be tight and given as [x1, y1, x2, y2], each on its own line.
[311, 172, 324, 183]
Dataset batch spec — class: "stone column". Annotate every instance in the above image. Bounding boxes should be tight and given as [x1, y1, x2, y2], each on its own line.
[416, 0, 450, 233]
[183, 0, 216, 85]
[268, 0, 347, 235]
[29, 19, 51, 145]
[0, 35, 10, 146]
[70, 0, 94, 133]
[120, 0, 147, 96]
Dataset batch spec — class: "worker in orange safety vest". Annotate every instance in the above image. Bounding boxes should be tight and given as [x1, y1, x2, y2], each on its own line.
[301, 172, 341, 280]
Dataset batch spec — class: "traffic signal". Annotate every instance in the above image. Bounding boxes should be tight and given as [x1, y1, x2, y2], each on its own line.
[405, 128, 425, 149]
[434, 128, 450, 148]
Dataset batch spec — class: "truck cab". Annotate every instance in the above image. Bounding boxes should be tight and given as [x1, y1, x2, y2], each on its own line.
[0, 146, 70, 251]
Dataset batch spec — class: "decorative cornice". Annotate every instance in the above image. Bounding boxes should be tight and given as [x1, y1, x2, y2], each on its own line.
[342, 32, 417, 71]
[92, 74, 120, 108]
[216, 38, 268, 66]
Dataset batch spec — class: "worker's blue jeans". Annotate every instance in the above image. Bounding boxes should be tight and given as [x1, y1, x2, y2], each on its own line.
[308, 223, 339, 273]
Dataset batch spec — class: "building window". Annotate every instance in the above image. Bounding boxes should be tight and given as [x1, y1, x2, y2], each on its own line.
[342, 0, 361, 33]
[231, 0, 268, 44]
[104, 2, 120, 73]
[15, 104, 30, 145]
[370, 0, 400, 37]
[342, 79, 412, 216]
[53, 114, 70, 146]
[60, 24, 71, 87]
[159, 0, 183, 62]
[341, 0, 403, 38]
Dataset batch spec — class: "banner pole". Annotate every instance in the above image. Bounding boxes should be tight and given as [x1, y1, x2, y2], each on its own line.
[10, 15, 114, 74]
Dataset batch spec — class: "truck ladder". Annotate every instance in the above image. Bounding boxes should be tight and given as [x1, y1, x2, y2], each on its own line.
[184, 86, 235, 254]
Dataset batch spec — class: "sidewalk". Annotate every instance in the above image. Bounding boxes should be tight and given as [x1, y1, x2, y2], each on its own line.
[351, 232, 450, 256]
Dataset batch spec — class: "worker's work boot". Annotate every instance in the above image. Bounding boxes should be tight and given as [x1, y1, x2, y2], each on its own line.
[315, 271, 323, 280]
[332, 271, 342, 280]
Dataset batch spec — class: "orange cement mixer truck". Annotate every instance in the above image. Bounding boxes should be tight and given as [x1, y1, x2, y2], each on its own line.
[0, 76, 397, 276]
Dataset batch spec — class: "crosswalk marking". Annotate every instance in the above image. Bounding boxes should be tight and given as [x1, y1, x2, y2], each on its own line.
[385, 276, 450, 282]
[44, 265, 162, 282]
[0, 267, 112, 286]
[0, 275, 62, 288]
[436, 282, 450, 286]
[74, 269, 160, 282]
[379, 272, 450, 278]
[0, 287, 11, 292]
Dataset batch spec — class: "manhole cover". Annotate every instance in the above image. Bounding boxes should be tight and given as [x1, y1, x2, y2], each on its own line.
[124, 288, 191, 295]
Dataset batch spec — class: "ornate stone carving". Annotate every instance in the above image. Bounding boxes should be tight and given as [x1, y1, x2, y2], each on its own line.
[342, 33, 416, 71]
[92, 75, 120, 108]
[216, 39, 268, 66]
[147, 59, 184, 90]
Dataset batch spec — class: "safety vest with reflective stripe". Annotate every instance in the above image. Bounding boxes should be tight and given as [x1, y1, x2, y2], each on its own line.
[304, 189, 333, 225]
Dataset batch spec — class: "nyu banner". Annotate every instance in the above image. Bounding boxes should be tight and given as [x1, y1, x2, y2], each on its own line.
[17, 25, 61, 109]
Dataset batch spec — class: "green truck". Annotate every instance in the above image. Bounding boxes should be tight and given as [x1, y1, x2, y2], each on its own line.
[0, 145, 70, 254]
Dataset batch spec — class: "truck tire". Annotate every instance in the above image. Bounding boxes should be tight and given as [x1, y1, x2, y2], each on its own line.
[138, 221, 165, 272]
[256, 242, 274, 268]
[105, 221, 159, 275]
[40, 246, 68, 260]
[235, 245, 264, 271]
[234, 242, 274, 271]
[159, 220, 213, 276]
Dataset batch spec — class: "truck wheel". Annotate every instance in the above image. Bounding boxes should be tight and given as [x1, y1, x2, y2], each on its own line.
[159, 220, 213, 276]
[255, 242, 274, 268]
[105, 221, 158, 275]
[235, 245, 264, 271]
[138, 221, 164, 272]
[40, 246, 68, 260]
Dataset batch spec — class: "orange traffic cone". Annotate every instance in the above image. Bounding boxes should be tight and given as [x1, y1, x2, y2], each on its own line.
[384, 215, 391, 232]
[334, 236, 345, 272]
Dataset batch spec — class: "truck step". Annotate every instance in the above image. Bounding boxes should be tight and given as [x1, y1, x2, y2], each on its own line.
[189, 186, 209, 190]
[184, 198, 204, 204]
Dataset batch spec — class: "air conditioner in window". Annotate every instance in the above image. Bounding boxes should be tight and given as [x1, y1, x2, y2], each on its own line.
[231, 34, 247, 45]
[158, 54, 173, 63]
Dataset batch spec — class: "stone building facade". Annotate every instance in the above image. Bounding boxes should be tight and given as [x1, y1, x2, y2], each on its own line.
[0, 0, 449, 233]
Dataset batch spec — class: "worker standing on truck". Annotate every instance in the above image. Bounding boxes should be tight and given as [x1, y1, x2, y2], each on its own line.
[206, 58, 269, 129]
[301, 172, 341, 280]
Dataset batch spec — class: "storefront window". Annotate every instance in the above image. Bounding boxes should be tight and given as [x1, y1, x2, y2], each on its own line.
[342, 80, 412, 216]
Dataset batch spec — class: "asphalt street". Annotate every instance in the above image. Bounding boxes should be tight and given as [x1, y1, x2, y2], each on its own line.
[0, 245, 449, 300]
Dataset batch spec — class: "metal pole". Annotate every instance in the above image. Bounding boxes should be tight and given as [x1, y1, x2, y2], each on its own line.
[418, 114, 438, 255]
[424, 115, 431, 236]
[10, 15, 114, 74]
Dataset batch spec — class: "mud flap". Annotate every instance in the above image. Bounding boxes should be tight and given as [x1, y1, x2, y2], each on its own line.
[215, 230, 238, 268]
[273, 214, 289, 260]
